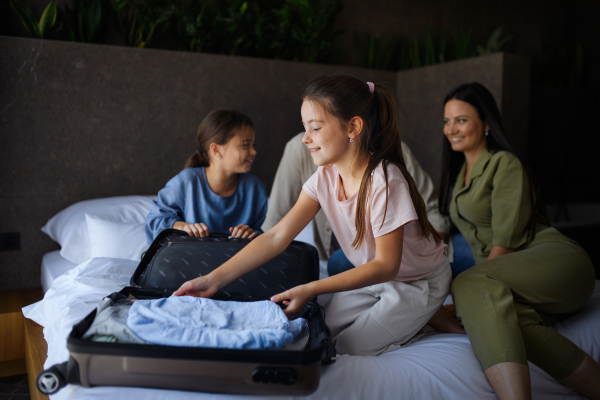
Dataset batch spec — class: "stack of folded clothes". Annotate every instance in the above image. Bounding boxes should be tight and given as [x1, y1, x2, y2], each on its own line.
[83, 294, 309, 351]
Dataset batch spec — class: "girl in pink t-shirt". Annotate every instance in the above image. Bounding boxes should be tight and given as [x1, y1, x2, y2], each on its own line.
[175, 75, 451, 356]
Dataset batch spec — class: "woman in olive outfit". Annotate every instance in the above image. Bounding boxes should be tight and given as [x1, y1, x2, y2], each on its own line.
[438, 83, 600, 400]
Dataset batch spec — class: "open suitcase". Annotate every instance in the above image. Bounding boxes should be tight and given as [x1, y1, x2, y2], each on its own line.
[37, 229, 335, 396]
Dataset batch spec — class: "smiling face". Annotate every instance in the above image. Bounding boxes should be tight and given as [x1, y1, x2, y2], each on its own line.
[218, 126, 256, 173]
[300, 101, 353, 167]
[443, 99, 489, 157]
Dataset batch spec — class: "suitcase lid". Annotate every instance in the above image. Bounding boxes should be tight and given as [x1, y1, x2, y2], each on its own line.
[130, 229, 320, 299]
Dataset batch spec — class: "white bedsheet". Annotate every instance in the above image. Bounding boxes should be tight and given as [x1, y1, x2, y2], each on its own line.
[41, 250, 78, 293]
[24, 257, 600, 400]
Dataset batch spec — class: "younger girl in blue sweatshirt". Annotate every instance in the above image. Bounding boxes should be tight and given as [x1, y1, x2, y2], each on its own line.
[145, 109, 268, 243]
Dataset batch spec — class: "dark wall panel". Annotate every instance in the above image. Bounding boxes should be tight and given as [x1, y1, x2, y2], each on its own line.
[0, 36, 395, 290]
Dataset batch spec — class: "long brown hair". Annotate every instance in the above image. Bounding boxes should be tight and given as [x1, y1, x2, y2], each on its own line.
[184, 109, 254, 169]
[302, 75, 441, 249]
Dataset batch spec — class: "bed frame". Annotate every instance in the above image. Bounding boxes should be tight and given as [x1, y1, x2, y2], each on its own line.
[0, 288, 47, 400]
[25, 318, 49, 400]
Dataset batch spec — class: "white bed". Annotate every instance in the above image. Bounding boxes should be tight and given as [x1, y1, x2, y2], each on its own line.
[27, 196, 600, 400]
[41, 251, 77, 293]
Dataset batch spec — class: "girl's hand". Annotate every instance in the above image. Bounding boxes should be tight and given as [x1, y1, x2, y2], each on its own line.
[229, 224, 257, 239]
[179, 222, 210, 237]
[270, 284, 315, 320]
[173, 275, 219, 298]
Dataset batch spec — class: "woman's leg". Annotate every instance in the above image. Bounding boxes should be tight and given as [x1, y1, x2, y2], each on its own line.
[559, 353, 600, 400]
[485, 362, 532, 400]
[327, 249, 355, 276]
[452, 238, 595, 399]
[428, 233, 475, 333]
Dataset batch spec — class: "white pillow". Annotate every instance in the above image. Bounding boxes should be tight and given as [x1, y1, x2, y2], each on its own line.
[41, 196, 157, 264]
[86, 214, 148, 261]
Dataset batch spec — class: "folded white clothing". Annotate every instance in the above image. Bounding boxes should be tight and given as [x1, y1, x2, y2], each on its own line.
[127, 297, 307, 350]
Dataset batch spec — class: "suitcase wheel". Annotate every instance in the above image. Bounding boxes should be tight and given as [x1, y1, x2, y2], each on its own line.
[37, 363, 67, 395]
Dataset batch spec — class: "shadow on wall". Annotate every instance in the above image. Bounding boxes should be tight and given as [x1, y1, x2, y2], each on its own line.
[547, 203, 600, 278]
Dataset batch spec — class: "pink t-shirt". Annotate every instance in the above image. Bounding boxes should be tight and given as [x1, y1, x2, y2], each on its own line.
[303, 161, 447, 281]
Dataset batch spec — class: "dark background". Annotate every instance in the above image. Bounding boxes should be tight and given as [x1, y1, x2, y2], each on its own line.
[2, 0, 599, 204]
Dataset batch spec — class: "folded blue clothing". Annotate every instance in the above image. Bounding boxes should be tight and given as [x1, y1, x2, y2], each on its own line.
[127, 297, 307, 350]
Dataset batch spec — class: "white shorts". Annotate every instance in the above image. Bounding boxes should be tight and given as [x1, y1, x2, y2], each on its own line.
[324, 260, 451, 356]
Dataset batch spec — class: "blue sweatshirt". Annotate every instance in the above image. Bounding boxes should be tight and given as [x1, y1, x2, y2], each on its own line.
[145, 167, 268, 243]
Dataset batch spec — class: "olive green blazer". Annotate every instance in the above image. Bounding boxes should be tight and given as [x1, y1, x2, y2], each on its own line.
[450, 148, 551, 264]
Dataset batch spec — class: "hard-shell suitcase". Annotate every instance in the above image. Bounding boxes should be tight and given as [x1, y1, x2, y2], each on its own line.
[37, 229, 335, 396]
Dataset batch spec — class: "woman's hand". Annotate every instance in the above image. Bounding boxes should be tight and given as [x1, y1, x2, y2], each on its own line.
[487, 245, 515, 261]
[173, 221, 210, 237]
[173, 275, 219, 298]
[229, 224, 257, 239]
[270, 283, 315, 320]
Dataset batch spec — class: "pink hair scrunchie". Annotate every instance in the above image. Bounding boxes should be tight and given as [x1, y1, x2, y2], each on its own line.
[367, 81, 375, 94]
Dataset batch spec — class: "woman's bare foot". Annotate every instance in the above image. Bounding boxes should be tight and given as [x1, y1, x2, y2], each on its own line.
[428, 305, 466, 334]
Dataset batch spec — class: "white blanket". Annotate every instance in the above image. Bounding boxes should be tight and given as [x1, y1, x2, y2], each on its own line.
[24, 257, 600, 400]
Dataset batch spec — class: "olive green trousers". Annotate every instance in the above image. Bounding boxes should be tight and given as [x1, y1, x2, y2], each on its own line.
[452, 229, 596, 380]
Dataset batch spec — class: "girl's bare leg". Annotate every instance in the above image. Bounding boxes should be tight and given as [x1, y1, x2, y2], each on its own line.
[427, 305, 466, 334]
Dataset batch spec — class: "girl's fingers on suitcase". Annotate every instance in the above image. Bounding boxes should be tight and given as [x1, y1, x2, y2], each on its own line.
[191, 223, 209, 238]
[239, 226, 252, 239]
[271, 285, 312, 320]
[229, 225, 240, 238]
[230, 224, 252, 238]
[232, 225, 256, 239]
[173, 277, 218, 298]
[181, 222, 209, 237]
[182, 223, 196, 237]
[184, 223, 201, 237]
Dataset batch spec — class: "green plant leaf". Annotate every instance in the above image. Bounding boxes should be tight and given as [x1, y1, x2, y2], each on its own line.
[408, 37, 420, 68]
[38, 0, 58, 38]
[424, 25, 435, 65]
[86, 0, 102, 43]
[10, 0, 41, 38]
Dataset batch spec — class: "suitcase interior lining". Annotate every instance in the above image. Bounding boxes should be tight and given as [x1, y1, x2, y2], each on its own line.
[133, 233, 318, 299]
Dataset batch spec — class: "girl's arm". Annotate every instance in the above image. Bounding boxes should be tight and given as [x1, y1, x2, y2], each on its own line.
[173, 191, 320, 297]
[145, 175, 187, 243]
[271, 225, 404, 319]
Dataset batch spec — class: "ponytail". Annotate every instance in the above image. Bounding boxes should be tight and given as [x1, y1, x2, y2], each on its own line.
[302, 75, 441, 249]
[184, 148, 210, 169]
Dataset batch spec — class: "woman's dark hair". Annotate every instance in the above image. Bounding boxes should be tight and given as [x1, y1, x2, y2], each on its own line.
[438, 82, 544, 240]
[184, 109, 254, 169]
[303, 75, 441, 249]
